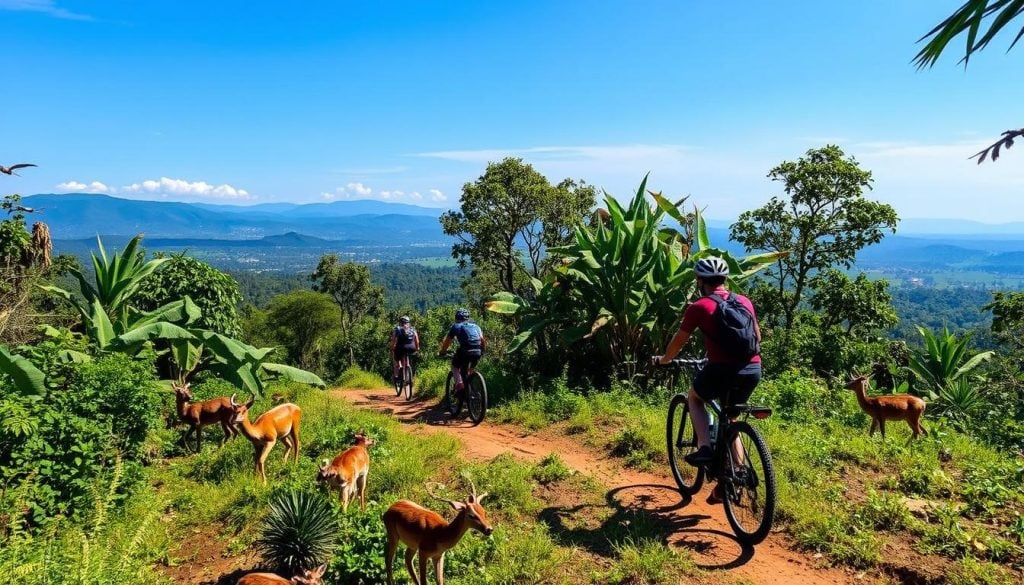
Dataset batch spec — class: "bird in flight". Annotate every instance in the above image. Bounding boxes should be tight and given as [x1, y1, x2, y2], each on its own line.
[14, 206, 41, 213]
[1, 163, 37, 176]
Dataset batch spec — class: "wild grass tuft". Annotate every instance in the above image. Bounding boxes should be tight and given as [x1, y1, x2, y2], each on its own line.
[603, 537, 697, 584]
[335, 366, 388, 389]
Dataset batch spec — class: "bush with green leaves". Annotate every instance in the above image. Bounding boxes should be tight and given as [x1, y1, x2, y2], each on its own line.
[134, 253, 243, 336]
[0, 354, 161, 524]
[257, 489, 339, 575]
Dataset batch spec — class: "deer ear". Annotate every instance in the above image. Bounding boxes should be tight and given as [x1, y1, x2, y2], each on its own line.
[314, 563, 327, 577]
[448, 500, 466, 511]
[320, 459, 330, 470]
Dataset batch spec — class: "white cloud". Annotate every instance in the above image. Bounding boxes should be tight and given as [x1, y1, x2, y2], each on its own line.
[345, 182, 372, 196]
[121, 177, 251, 200]
[0, 0, 92, 20]
[56, 180, 109, 194]
[429, 189, 446, 202]
[377, 190, 404, 200]
[408, 191, 423, 200]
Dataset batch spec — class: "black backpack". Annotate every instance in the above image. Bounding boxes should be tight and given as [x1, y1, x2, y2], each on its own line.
[707, 293, 760, 361]
[394, 326, 415, 346]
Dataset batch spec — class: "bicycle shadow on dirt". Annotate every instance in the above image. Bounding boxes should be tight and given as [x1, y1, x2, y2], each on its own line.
[539, 483, 754, 571]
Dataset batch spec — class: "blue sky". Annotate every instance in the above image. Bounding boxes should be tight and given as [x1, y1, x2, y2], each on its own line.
[2, 0, 1023, 221]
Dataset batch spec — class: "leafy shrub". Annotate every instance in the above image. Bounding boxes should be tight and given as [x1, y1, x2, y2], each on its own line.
[335, 366, 387, 389]
[0, 354, 161, 524]
[532, 453, 572, 485]
[416, 362, 449, 399]
[257, 490, 338, 574]
[134, 253, 243, 336]
[328, 502, 388, 584]
[465, 453, 539, 515]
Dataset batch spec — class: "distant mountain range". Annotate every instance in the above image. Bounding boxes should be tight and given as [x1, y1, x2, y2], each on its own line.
[23, 193, 447, 242]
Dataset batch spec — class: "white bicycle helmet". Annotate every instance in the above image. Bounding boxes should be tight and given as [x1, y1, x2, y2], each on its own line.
[694, 257, 730, 278]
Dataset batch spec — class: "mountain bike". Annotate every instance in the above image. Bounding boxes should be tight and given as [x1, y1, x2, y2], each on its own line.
[394, 352, 416, 401]
[440, 353, 487, 425]
[658, 357, 777, 545]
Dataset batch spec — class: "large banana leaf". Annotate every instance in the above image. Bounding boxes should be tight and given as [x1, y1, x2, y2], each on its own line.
[0, 345, 46, 396]
[261, 363, 326, 387]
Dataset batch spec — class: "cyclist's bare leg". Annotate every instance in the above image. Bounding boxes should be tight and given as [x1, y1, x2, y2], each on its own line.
[392, 355, 402, 380]
[729, 418, 747, 469]
[451, 362, 464, 388]
[687, 387, 712, 448]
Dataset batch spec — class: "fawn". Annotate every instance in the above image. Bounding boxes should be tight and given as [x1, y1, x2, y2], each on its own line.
[317, 432, 375, 512]
[173, 383, 237, 452]
[228, 394, 302, 484]
[846, 374, 928, 440]
[235, 564, 326, 585]
[383, 480, 493, 585]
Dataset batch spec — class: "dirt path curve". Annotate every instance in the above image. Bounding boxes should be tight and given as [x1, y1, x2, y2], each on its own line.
[333, 387, 868, 585]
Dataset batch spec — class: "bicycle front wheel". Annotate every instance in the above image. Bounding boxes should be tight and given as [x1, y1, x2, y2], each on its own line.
[466, 373, 487, 425]
[722, 421, 776, 545]
[666, 394, 704, 495]
[443, 372, 460, 416]
[404, 365, 414, 401]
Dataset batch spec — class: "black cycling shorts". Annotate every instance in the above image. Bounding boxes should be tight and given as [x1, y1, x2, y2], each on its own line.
[452, 348, 482, 369]
[693, 362, 762, 404]
[394, 345, 417, 360]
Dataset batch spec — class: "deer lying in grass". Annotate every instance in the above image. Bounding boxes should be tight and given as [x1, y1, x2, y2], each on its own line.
[235, 564, 326, 585]
[317, 432, 374, 513]
[228, 394, 302, 484]
[383, 480, 493, 585]
[173, 383, 237, 452]
[846, 374, 928, 440]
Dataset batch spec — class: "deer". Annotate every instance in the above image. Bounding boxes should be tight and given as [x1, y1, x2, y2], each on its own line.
[235, 563, 326, 585]
[172, 383, 238, 452]
[317, 432, 375, 513]
[228, 394, 302, 484]
[846, 374, 928, 440]
[383, 479, 493, 585]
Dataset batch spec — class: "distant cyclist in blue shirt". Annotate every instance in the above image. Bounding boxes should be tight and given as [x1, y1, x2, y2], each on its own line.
[438, 308, 486, 394]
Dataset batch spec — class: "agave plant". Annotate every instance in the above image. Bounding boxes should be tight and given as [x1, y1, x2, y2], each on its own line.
[257, 490, 338, 575]
[489, 176, 783, 378]
[933, 378, 990, 430]
[908, 325, 993, 400]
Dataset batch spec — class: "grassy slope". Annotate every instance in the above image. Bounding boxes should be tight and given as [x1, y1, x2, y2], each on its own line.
[492, 373, 1024, 585]
[3, 381, 719, 585]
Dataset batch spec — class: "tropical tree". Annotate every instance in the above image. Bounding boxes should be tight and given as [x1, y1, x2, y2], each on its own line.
[915, 0, 1024, 163]
[310, 255, 384, 366]
[808, 269, 898, 335]
[265, 290, 342, 371]
[135, 253, 243, 336]
[731, 145, 898, 330]
[488, 177, 782, 380]
[441, 157, 596, 295]
[908, 325, 994, 400]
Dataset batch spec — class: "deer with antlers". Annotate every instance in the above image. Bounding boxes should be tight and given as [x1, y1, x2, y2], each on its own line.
[383, 479, 493, 585]
[235, 563, 326, 585]
[317, 432, 374, 513]
[228, 394, 302, 484]
[172, 383, 238, 452]
[846, 374, 928, 440]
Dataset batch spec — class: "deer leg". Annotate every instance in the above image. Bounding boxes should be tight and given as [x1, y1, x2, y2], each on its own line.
[868, 418, 877, 436]
[384, 532, 398, 585]
[342, 485, 350, 513]
[435, 553, 445, 585]
[257, 441, 274, 484]
[220, 421, 232, 446]
[879, 419, 886, 439]
[281, 435, 293, 462]
[418, 553, 428, 585]
[357, 472, 367, 512]
[291, 421, 301, 463]
[196, 422, 205, 451]
[404, 548, 419, 585]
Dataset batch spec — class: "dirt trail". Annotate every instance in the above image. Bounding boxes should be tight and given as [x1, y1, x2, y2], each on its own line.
[334, 387, 869, 585]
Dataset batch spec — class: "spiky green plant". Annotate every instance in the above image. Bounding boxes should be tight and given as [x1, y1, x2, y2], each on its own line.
[257, 490, 338, 575]
[934, 378, 991, 430]
[908, 325, 993, 400]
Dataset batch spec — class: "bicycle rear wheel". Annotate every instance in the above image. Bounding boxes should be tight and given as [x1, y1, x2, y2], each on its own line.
[722, 421, 776, 545]
[466, 372, 487, 425]
[394, 367, 403, 397]
[443, 372, 461, 416]
[404, 364, 414, 400]
[666, 393, 704, 495]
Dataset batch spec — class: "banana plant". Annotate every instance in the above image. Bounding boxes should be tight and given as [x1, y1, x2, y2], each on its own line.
[0, 344, 46, 396]
[193, 330, 325, 397]
[908, 325, 993, 400]
[488, 176, 785, 378]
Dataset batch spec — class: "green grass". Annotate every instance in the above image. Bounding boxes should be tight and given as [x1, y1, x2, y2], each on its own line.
[334, 366, 389, 389]
[602, 537, 697, 584]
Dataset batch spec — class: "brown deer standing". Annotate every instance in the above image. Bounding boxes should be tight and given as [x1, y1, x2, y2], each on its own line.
[173, 383, 238, 452]
[235, 563, 326, 585]
[383, 480, 493, 585]
[228, 394, 302, 484]
[846, 374, 928, 440]
[317, 432, 374, 513]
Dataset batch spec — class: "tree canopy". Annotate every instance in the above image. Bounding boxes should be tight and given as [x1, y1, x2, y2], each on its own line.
[135, 253, 243, 336]
[731, 145, 898, 330]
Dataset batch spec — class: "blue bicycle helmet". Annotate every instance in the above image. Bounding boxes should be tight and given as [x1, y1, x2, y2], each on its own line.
[455, 308, 470, 321]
